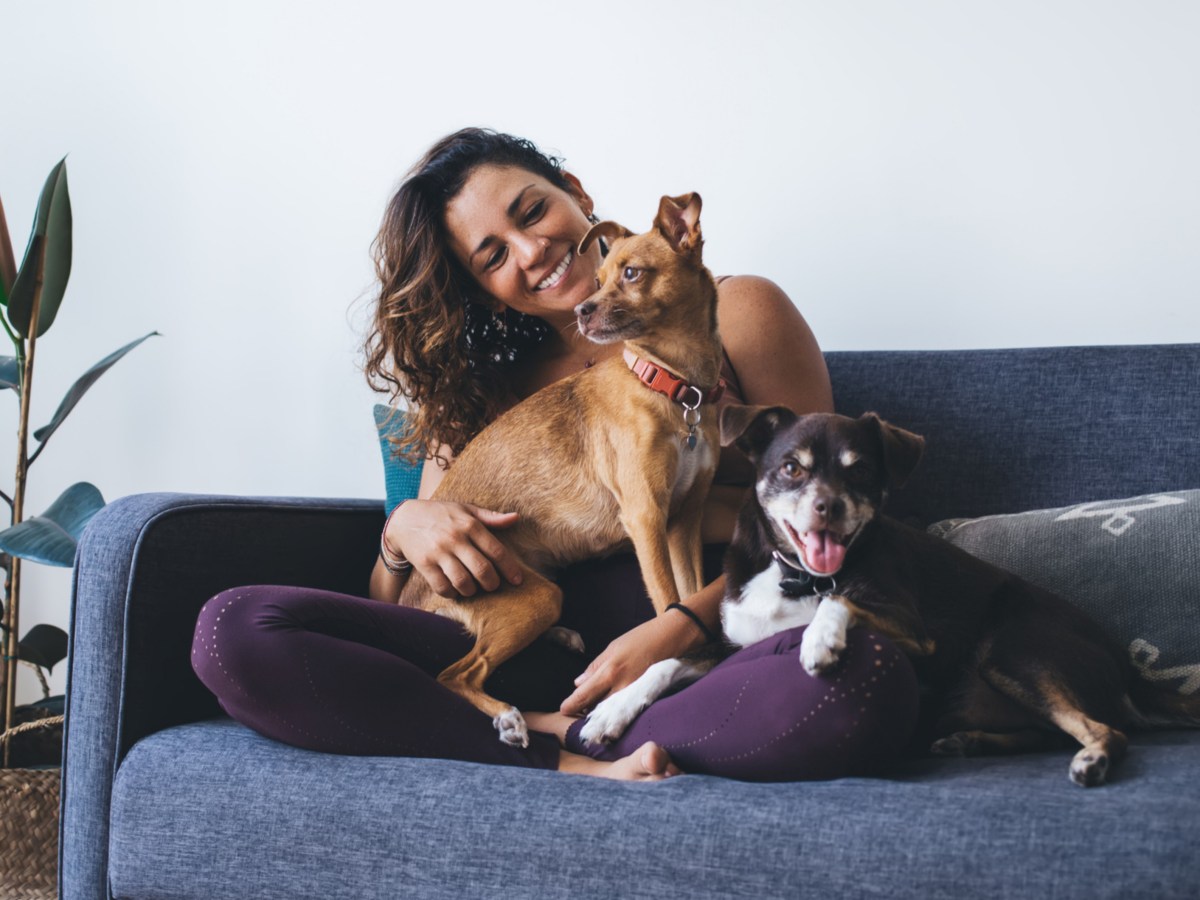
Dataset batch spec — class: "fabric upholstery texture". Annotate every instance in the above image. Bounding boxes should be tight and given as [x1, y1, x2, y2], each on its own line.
[109, 720, 1200, 900]
[931, 490, 1200, 695]
[62, 344, 1200, 899]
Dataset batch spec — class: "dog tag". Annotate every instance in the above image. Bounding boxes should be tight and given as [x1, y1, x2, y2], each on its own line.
[686, 433, 697, 450]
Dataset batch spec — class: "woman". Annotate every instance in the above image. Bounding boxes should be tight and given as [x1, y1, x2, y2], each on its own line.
[193, 128, 918, 781]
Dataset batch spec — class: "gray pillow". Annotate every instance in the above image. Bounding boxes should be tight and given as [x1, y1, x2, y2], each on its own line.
[930, 491, 1200, 695]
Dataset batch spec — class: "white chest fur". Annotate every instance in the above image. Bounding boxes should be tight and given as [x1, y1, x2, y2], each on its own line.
[721, 567, 820, 648]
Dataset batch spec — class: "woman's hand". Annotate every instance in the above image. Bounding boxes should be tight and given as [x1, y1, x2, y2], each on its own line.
[386, 498, 525, 599]
[559, 610, 700, 717]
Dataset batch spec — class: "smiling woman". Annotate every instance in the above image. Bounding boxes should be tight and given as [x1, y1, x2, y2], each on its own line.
[364, 130, 597, 469]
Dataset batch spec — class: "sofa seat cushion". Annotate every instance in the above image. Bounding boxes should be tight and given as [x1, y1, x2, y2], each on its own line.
[110, 719, 1200, 899]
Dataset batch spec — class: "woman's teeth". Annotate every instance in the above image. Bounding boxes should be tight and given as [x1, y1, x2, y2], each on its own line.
[536, 250, 572, 291]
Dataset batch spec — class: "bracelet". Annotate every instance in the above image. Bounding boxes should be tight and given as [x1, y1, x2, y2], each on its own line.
[379, 501, 413, 575]
[667, 602, 719, 644]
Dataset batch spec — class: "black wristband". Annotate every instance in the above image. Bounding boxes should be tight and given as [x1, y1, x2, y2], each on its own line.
[667, 602, 719, 644]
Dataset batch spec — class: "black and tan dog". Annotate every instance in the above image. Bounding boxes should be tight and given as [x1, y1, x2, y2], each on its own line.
[397, 194, 725, 748]
[583, 406, 1200, 786]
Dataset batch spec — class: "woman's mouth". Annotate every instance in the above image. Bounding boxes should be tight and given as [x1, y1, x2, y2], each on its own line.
[535, 249, 573, 291]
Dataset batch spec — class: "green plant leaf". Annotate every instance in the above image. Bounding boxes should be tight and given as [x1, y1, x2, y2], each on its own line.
[0, 482, 105, 566]
[0, 194, 18, 302]
[0, 356, 18, 391]
[8, 158, 72, 339]
[18, 624, 68, 672]
[33, 331, 159, 448]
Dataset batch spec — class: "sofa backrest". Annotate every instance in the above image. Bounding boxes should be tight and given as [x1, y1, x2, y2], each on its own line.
[826, 343, 1200, 525]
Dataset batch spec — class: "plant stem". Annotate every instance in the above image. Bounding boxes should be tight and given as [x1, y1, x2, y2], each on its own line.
[2, 261, 40, 767]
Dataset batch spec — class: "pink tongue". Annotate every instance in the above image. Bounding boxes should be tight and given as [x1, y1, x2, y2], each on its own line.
[802, 531, 845, 575]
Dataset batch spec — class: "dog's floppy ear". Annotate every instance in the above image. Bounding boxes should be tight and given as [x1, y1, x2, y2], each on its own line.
[579, 220, 632, 256]
[654, 193, 703, 256]
[720, 404, 797, 459]
[860, 413, 925, 488]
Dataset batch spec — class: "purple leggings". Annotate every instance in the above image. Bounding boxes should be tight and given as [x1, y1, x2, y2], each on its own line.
[192, 554, 918, 781]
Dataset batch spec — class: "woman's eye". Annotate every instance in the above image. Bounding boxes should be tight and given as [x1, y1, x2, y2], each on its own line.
[523, 200, 546, 225]
[485, 247, 507, 270]
[623, 266, 640, 281]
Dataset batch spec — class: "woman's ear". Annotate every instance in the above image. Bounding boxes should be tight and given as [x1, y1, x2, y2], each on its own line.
[562, 172, 594, 219]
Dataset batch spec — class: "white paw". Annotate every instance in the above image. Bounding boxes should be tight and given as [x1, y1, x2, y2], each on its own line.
[798, 597, 851, 675]
[1070, 748, 1109, 787]
[493, 707, 529, 748]
[579, 688, 646, 745]
[543, 626, 586, 654]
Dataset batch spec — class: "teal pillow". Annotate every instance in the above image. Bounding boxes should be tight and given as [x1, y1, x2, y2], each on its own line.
[373, 404, 424, 515]
[930, 490, 1200, 695]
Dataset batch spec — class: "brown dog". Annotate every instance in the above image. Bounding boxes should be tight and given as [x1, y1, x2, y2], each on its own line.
[397, 193, 725, 747]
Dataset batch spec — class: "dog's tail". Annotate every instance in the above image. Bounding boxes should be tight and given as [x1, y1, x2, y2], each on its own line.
[1128, 676, 1200, 729]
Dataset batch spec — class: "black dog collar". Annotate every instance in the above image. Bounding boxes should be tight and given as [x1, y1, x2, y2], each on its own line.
[773, 551, 837, 599]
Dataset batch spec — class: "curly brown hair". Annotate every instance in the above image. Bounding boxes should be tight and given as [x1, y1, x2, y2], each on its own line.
[364, 128, 575, 467]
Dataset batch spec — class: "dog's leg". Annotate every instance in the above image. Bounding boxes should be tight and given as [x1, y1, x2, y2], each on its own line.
[931, 728, 1060, 757]
[970, 656, 1129, 787]
[799, 596, 854, 674]
[436, 571, 563, 747]
[836, 604, 935, 659]
[543, 626, 585, 654]
[579, 657, 710, 744]
[666, 484, 709, 602]
[621, 505, 682, 615]
[1044, 692, 1129, 787]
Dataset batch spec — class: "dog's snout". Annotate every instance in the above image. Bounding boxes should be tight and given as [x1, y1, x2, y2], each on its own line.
[575, 300, 596, 320]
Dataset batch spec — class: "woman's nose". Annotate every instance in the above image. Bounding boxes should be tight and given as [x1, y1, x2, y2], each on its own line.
[513, 234, 549, 268]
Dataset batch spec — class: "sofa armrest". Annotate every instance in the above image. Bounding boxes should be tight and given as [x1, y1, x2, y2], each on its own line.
[60, 492, 382, 900]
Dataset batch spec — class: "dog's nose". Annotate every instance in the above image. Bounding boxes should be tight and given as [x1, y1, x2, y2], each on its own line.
[575, 301, 596, 320]
[813, 497, 846, 520]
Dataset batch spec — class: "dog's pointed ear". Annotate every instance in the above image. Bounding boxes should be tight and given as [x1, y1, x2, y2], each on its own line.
[579, 220, 631, 256]
[720, 404, 797, 459]
[654, 193, 703, 256]
[861, 413, 925, 488]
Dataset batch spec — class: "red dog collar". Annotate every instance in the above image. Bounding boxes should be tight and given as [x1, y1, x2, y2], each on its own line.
[623, 349, 726, 407]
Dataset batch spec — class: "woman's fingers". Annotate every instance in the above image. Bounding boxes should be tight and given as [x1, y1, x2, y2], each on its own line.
[463, 510, 524, 587]
[560, 663, 612, 716]
[407, 503, 523, 599]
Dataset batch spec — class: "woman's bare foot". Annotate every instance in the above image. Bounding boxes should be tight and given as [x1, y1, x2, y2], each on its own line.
[557, 742, 681, 781]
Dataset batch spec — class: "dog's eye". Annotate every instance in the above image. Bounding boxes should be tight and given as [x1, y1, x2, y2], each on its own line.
[623, 266, 641, 282]
[781, 460, 806, 479]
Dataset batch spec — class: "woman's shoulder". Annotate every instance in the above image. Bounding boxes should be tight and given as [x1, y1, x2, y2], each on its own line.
[714, 274, 811, 343]
[713, 274, 833, 413]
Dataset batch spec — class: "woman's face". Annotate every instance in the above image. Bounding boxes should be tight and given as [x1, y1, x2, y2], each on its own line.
[443, 164, 604, 329]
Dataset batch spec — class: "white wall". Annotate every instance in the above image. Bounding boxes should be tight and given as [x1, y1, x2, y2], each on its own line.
[3, 0, 1198, 700]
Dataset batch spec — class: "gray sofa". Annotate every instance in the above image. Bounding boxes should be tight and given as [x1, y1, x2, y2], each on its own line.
[60, 344, 1200, 899]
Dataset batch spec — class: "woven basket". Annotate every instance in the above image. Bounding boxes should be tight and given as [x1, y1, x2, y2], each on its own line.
[0, 713, 63, 900]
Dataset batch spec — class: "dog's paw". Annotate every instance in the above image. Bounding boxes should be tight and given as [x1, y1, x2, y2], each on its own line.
[1069, 748, 1109, 787]
[930, 733, 972, 757]
[579, 690, 643, 745]
[493, 707, 529, 748]
[543, 626, 585, 654]
[799, 621, 846, 675]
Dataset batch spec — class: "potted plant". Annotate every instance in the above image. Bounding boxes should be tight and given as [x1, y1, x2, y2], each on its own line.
[0, 158, 155, 898]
